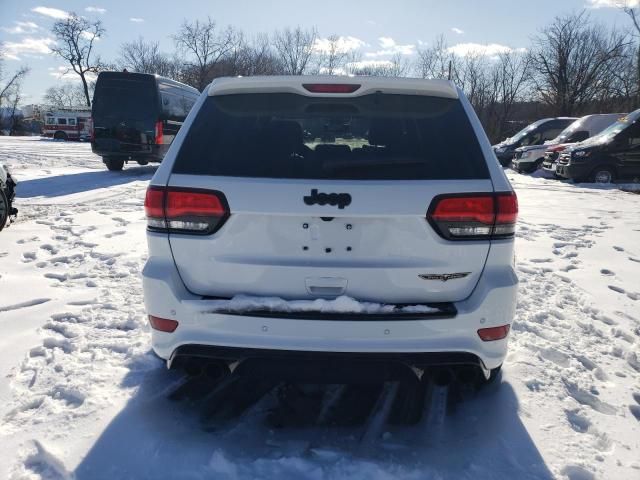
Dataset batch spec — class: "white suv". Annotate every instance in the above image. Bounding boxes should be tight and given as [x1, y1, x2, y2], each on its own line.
[142, 76, 518, 382]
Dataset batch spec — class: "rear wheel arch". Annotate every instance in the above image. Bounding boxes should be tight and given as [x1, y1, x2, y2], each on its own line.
[589, 164, 616, 183]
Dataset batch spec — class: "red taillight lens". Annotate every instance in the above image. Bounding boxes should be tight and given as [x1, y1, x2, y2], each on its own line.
[155, 121, 163, 145]
[148, 315, 179, 333]
[165, 189, 228, 233]
[302, 83, 361, 93]
[144, 187, 165, 229]
[431, 196, 495, 225]
[548, 145, 566, 152]
[427, 192, 518, 240]
[478, 324, 510, 341]
[144, 186, 229, 234]
[89, 117, 95, 142]
[494, 192, 518, 237]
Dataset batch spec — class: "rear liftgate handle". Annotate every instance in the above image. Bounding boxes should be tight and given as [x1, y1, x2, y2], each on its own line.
[305, 277, 348, 297]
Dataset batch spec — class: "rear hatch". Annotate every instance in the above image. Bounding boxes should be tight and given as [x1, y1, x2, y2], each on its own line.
[92, 72, 159, 154]
[163, 88, 498, 304]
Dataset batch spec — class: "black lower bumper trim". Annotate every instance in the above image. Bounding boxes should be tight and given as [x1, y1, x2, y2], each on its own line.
[170, 345, 483, 370]
[169, 345, 485, 383]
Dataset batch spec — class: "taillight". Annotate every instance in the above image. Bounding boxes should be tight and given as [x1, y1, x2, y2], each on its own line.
[494, 192, 518, 237]
[155, 121, 163, 145]
[148, 315, 179, 333]
[144, 186, 229, 234]
[427, 192, 518, 240]
[302, 83, 360, 93]
[89, 117, 95, 142]
[478, 324, 510, 341]
[144, 187, 165, 229]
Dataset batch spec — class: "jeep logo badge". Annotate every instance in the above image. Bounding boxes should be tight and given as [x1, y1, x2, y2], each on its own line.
[304, 189, 352, 209]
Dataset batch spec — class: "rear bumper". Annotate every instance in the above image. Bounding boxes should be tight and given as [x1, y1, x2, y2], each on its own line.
[142, 253, 518, 371]
[91, 141, 164, 161]
[511, 158, 536, 171]
[555, 163, 590, 179]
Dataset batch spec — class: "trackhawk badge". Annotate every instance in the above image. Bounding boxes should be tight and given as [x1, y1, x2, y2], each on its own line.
[419, 272, 471, 282]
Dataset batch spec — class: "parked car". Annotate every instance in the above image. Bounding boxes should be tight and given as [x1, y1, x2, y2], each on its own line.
[142, 76, 519, 384]
[542, 113, 626, 176]
[512, 114, 623, 173]
[42, 110, 91, 141]
[0, 164, 17, 231]
[492, 117, 576, 166]
[556, 109, 640, 183]
[91, 71, 200, 171]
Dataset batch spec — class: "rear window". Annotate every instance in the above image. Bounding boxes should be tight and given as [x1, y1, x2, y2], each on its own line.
[93, 75, 158, 120]
[172, 93, 489, 180]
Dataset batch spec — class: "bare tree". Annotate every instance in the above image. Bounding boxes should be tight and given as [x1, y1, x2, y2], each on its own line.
[50, 13, 105, 107]
[348, 53, 410, 77]
[492, 52, 533, 139]
[415, 35, 456, 80]
[415, 35, 532, 140]
[173, 17, 238, 90]
[243, 34, 285, 75]
[619, 2, 640, 105]
[315, 35, 350, 75]
[0, 49, 25, 135]
[529, 12, 629, 116]
[118, 37, 177, 77]
[7, 83, 22, 135]
[605, 43, 639, 111]
[0, 50, 29, 110]
[387, 53, 411, 77]
[273, 26, 317, 75]
[43, 84, 87, 109]
[0, 66, 29, 109]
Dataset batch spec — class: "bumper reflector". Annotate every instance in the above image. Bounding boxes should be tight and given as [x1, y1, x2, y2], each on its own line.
[477, 324, 510, 341]
[149, 315, 179, 333]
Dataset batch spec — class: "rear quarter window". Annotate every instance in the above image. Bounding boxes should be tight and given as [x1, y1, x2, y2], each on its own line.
[172, 93, 490, 180]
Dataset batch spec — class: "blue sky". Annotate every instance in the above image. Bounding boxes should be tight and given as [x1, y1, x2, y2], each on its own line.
[0, 0, 634, 104]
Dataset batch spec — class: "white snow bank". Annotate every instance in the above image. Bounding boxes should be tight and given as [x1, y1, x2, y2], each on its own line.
[205, 295, 440, 315]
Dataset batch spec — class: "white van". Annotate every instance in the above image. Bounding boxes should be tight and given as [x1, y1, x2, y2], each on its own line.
[512, 114, 623, 173]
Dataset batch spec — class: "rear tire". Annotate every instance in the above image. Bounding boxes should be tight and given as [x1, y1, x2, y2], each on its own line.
[0, 189, 8, 231]
[479, 365, 502, 386]
[532, 159, 543, 173]
[53, 131, 67, 141]
[590, 167, 615, 184]
[104, 157, 124, 171]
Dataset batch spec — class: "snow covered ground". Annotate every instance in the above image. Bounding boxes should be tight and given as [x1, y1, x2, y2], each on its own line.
[0, 136, 638, 480]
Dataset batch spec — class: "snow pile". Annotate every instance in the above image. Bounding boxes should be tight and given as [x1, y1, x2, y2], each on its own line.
[206, 294, 440, 315]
